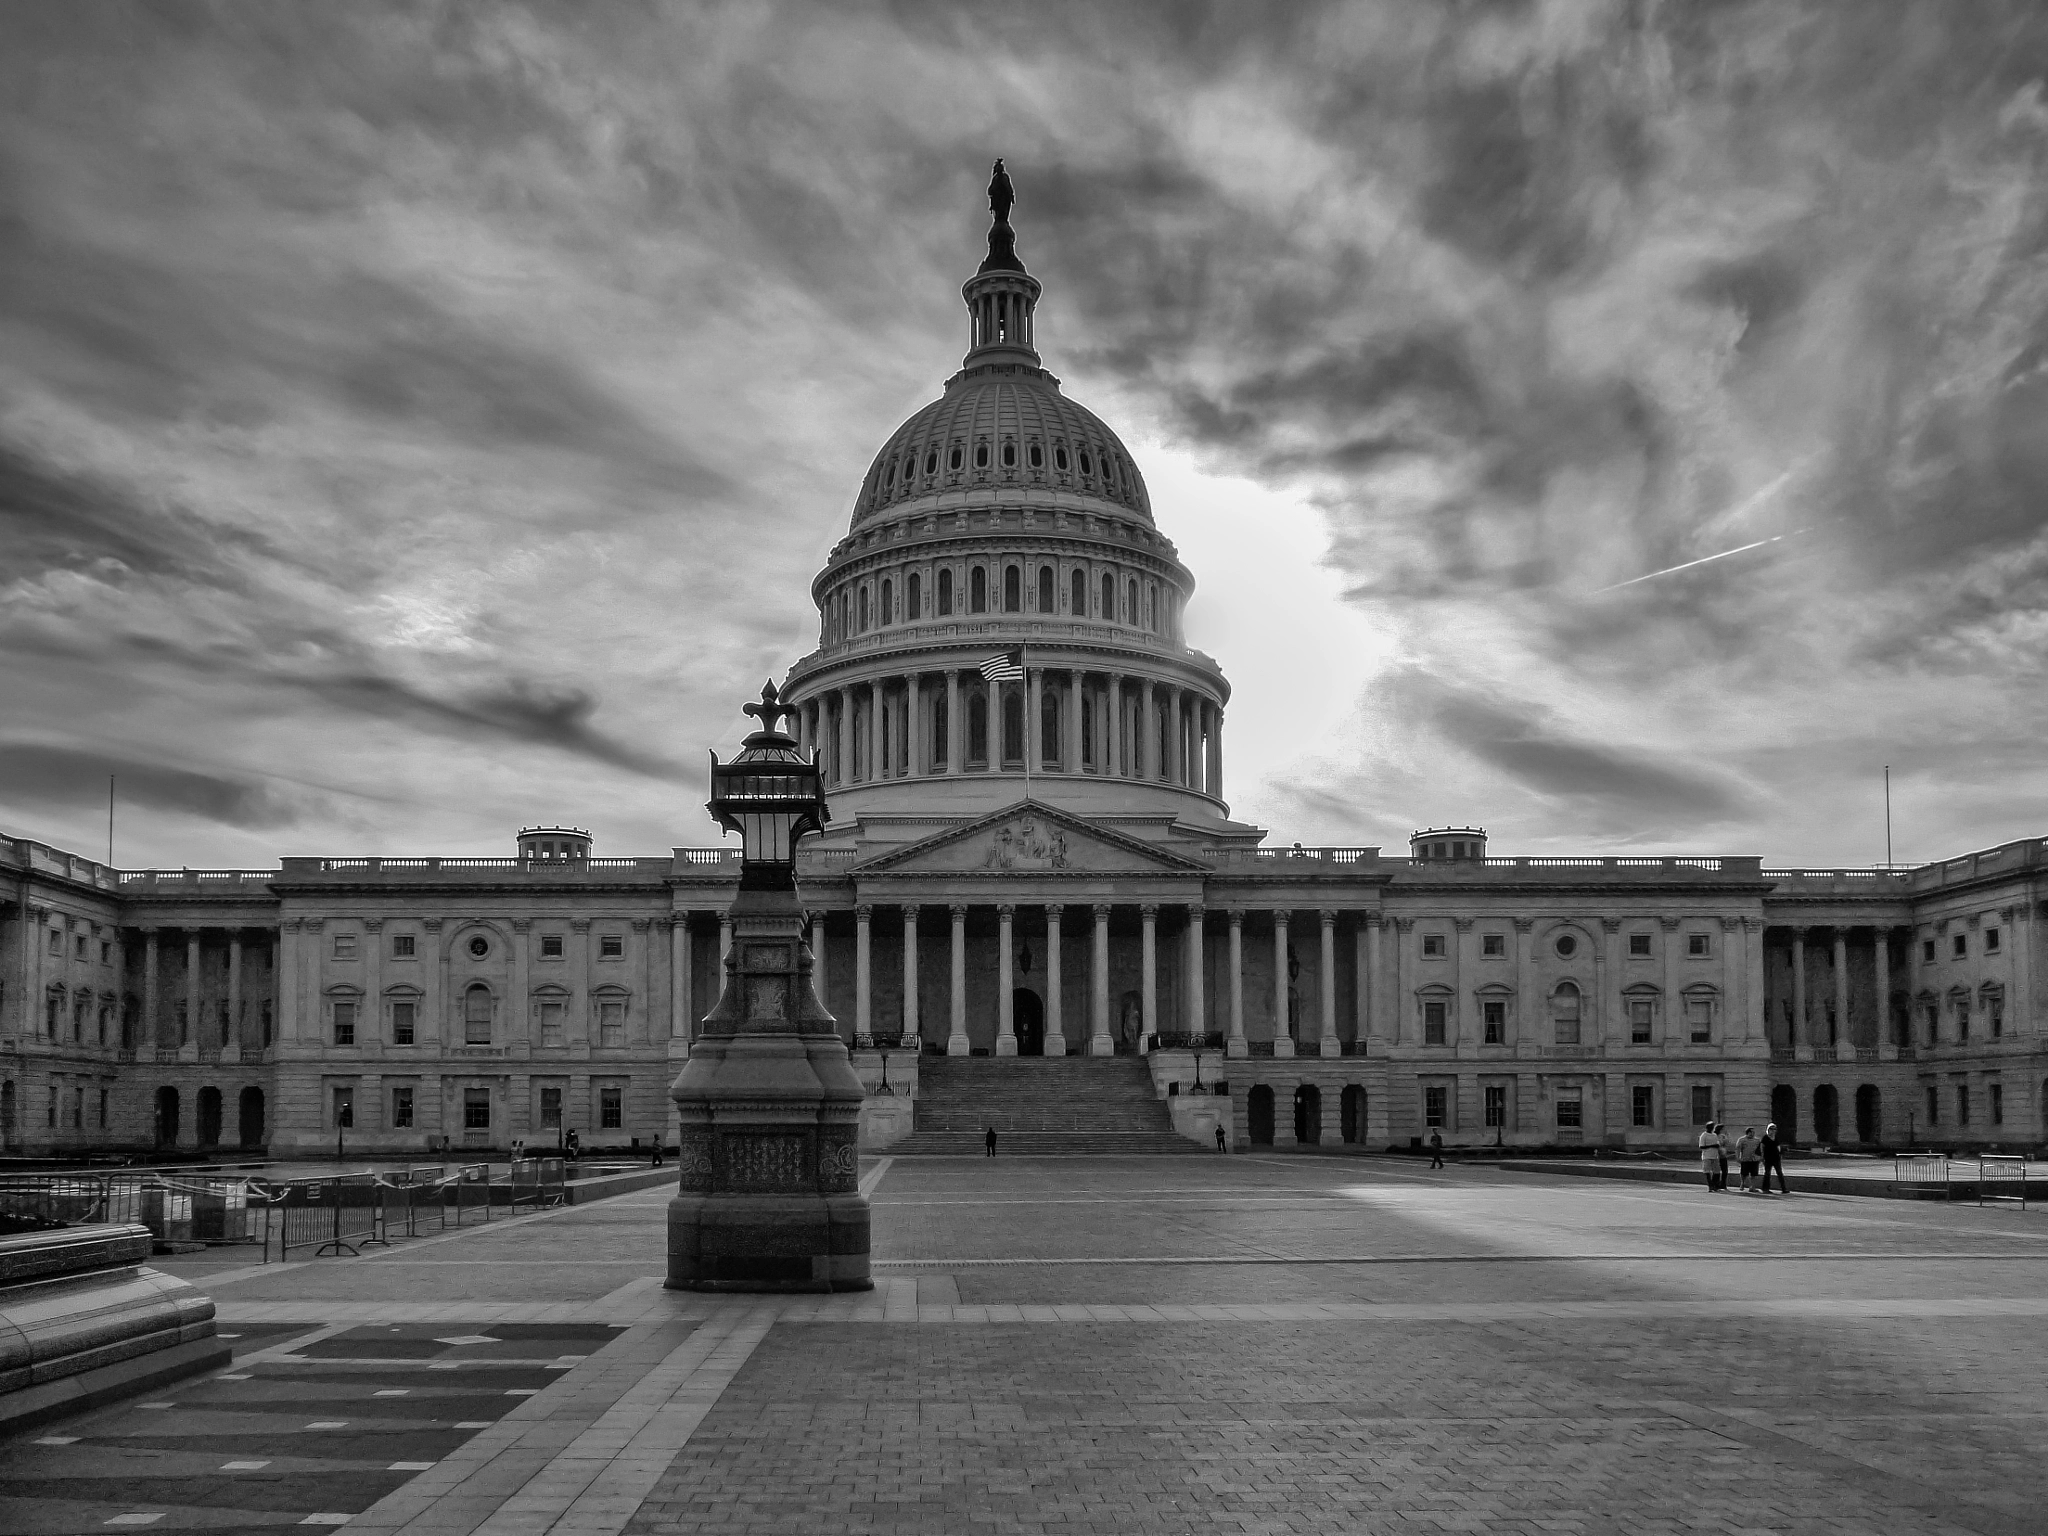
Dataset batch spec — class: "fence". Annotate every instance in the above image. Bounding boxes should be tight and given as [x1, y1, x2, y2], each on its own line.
[1891, 1153, 1949, 1196]
[1978, 1156, 2030, 1208]
[0, 1159, 567, 1259]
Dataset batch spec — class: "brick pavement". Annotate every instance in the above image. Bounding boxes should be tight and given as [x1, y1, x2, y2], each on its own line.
[7, 1156, 2048, 1534]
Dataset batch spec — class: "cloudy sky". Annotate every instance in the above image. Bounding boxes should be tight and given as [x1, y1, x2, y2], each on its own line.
[5, 1, 2047, 870]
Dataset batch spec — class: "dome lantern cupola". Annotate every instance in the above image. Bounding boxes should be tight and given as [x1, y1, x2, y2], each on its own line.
[959, 158, 1042, 370]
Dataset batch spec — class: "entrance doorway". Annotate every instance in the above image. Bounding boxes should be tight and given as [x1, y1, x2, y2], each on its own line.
[1813, 1084, 1839, 1145]
[1854, 1084, 1880, 1144]
[1293, 1083, 1322, 1145]
[1013, 990, 1045, 1056]
[1340, 1084, 1365, 1145]
[1771, 1084, 1797, 1144]
[197, 1086, 222, 1148]
[238, 1086, 266, 1148]
[1247, 1084, 1275, 1145]
[155, 1086, 180, 1148]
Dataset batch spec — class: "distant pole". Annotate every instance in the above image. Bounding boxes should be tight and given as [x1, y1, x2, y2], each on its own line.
[108, 775, 115, 867]
[1884, 765, 1893, 868]
[1021, 643, 1030, 803]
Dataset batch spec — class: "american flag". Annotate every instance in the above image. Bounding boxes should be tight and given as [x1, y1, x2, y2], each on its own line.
[979, 649, 1025, 682]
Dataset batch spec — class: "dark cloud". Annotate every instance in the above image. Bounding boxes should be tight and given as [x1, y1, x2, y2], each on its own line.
[0, 742, 302, 831]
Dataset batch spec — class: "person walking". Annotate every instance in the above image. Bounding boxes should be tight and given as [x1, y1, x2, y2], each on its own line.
[1734, 1126, 1761, 1192]
[1214, 1124, 1228, 1153]
[1717, 1122, 1736, 1190]
[984, 1125, 997, 1158]
[1428, 1130, 1445, 1170]
[1760, 1121, 1787, 1194]
[1698, 1121, 1724, 1191]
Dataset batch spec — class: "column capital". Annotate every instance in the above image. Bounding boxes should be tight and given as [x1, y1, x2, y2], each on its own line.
[1045, 902, 1064, 919]
[950, 903, 970, 921]
[142, 922, 163, 936]
[1658, 915, 1681, 931]
[1720, 915, 1740, 931]
[1395, 916, 1415, 932]
[1273, 908, 1290, 928]
[1790, 923, 1809, 938]
[1743, 915, 1763, 933]
[567, 917, 588, 932]
[422, 917, 443, 933]
[1600, 917, 1622, 933]
[1093, 903, 1114, 921]
[855, 904, 873, 921]
[1452, 915, 1473, 931]
[1227, 908, 1246, 928]
[901, 902, 921, 919]
[1321, 909, 1338, 926]
[1187, 904, 1205, 922]
[1363, 911, 1383, 930]
[1512, 916, 1535, 932]
[1139, 904, 1158, 920]
[997, 903, 1016, 919]
[363, 917, 384, 933]
[808, 910, 828, 925]
[630, 916, 651, 932]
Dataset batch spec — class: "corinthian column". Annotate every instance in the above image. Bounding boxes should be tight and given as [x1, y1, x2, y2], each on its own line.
[1067, 671, 1084, 773]
[1318, 910, 1338, 1056]
[1186, 906, 1206, 1039]
[948, 905, 969, 1055]
[901, 906, 919, 1047]
[1227, 910, 1246, 1057]
[996, 904, 1017, 1055]
[1792, 926, 1810, 1060]
[855, 904, 872, 1042]
[1272, 911, 1294, 1057]
[1139, 904, 1158, 1052]
[1044, 905, 1066, 1055]
[1090, 904, 1113, 1055]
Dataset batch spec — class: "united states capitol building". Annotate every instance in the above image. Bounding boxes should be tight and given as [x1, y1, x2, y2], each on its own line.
[4, 174, 2043, 1162]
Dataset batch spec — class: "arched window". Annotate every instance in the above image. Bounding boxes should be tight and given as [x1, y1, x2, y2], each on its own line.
[883, 460, 895, 488]
[1002, 690, 1024, 762]
[1041, 687, 1060, 765]
[1037, 565, 1053, 612]
[924, 449, 938, 476]
[1055, 444, 1070, 471]
[1147, 582, 1158, 631]
[1004, 565, 1021, 612]
[1001, 441, 1016, 468]
[968, 692, 988, 762]
[932, 693, 949, 766]
[1079, 448, 1093, 477]
[857, 587, 869, 632]
[1029, 442, 1043, 468]
[974, 442, 990, 469]
[938, 568, 953, 615]
[463, 983, 494, 1045]
[1550, 982, 1581, 1046]
[1071, 568, 1086, 615]
[970, 567, 987, 613]
[948, 445, 962, 471]
[879, 579, 893, 626]
[902, 454, 915, 483]
[1102, 572, 1115, 619]
[1127, 579, 1139, 625]
[1106, 455, 1119, 486]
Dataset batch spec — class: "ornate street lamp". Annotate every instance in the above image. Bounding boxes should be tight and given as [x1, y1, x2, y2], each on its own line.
[667, 683, 872, 1293]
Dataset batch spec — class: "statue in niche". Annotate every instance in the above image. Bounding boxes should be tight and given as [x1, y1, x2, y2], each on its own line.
[1119, 989, 1142, 1050]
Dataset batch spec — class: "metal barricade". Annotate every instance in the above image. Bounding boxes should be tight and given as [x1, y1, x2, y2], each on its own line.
[1979, 1156, 2030, 1208]
[1892, 1153, 1950, 1199]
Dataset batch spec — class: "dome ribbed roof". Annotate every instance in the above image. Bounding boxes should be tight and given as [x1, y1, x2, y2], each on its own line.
[851, 365, 1153, 528]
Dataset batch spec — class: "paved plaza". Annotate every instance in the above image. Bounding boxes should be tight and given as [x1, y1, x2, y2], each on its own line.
[9, 1159, 2048, 1534]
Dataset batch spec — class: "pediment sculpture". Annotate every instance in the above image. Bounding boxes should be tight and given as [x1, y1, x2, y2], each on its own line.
[983, 814, 1069, 871]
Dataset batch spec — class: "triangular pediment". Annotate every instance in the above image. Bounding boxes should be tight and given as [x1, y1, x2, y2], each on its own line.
[855, 800, 1212, 875]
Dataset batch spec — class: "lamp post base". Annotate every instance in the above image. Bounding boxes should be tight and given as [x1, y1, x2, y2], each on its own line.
[666, 1193, 872, 1293]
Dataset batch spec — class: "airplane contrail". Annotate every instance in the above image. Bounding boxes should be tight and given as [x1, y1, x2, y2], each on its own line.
[1587, 527, 1811, 595]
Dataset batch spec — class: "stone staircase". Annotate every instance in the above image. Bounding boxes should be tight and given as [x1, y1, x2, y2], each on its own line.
[888, 1056, 1207, 1156]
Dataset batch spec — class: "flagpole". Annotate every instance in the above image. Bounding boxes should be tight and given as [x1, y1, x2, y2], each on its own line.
[1884, 765, 1892, 868]
[1021, 642, 1030, 804]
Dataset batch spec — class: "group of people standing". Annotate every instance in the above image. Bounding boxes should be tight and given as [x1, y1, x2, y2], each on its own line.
[1699, 1121, 1787, 1193]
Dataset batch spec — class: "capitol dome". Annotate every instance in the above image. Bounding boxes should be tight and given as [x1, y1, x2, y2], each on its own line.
[781, 162, 1233, 835]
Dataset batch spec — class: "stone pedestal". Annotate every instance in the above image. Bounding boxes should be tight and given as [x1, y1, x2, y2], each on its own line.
[667, 888, 871, 1293]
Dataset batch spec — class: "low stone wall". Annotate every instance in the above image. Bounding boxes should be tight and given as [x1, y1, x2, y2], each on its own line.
[0, 1223, 230, 1432]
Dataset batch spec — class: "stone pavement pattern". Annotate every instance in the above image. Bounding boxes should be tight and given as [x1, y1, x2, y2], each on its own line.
[6, 1155, 2048, 1533]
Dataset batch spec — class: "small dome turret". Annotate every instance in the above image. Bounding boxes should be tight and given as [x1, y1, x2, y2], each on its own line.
[519, 827, 591, 863]
[1411, 827, 1486, 863]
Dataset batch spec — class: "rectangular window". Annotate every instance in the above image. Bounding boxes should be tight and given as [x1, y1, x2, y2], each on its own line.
[1957, 1001, 1970, 1042]
[541, 935, 564, 959]
[600, 1086, 623, 1129]
[1632, 1085, 1655, 1127]
[100, 941, 111, 965]
[1923, 938, 1936, 963]
[47, 928, 60, 954]
[75, 934, 88, 960]
[1926, 1085, 1940, 1124]
[1421, 934, 1445, 958]
[1690, 1085, 1713, 1125]
[1925, 1004, 1939, 1047]
[392, 934, 416, 958]
[1991, 1083, 2004, 1125]
[1953, 933, 1967, 958]
[1629, 933, 1652, 957]
[1424, 1085, 1448, 1128]
[1423, 1000, 1446, 1046]
[1481, 933, 1505, 958]
[98, 1089, 108, 1129]
[1687, 997, 1713, 1044]
[333, 1000, 356, 1047]
[1688, 933, 1710, 956]
[47, 1085, 57, 1127]
[72, 1086, 83, 1128]
[1483, 1000, 1505, 1044]
[539, 1001, 565, 1047]
[1483, 1085, 1506, 1127]
[600, 935, 624, 959]
[1986, 927, 2001, 953]
[1555, 1090, 1582, 1129]
[333, 933, 357, 960]
[599, 1000, 626, 1048]
[392, 1000, 415, 1046]
[1992, 998, 2004, 1038]
[392, 1086, 414, 1129]
[1957, 1085, 1970, 1125]
[1629, 998, 1653, 1044]
[540, 1087, 563, 1129]
[464, 1088, 491, 1129]
[333, 1086, 354, 1130]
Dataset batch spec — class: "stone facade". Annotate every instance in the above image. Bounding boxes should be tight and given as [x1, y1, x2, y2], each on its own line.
[5, 183, 2045, 1159]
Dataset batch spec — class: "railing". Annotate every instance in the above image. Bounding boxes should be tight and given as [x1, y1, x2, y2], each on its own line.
[1978, 1156, 2030, 1208]
[1148, 1032, 1227, 1052]
[1892, 1153, 1949, 1196]
[118, 869, 278, 888]
[294, 856, 671, 875]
